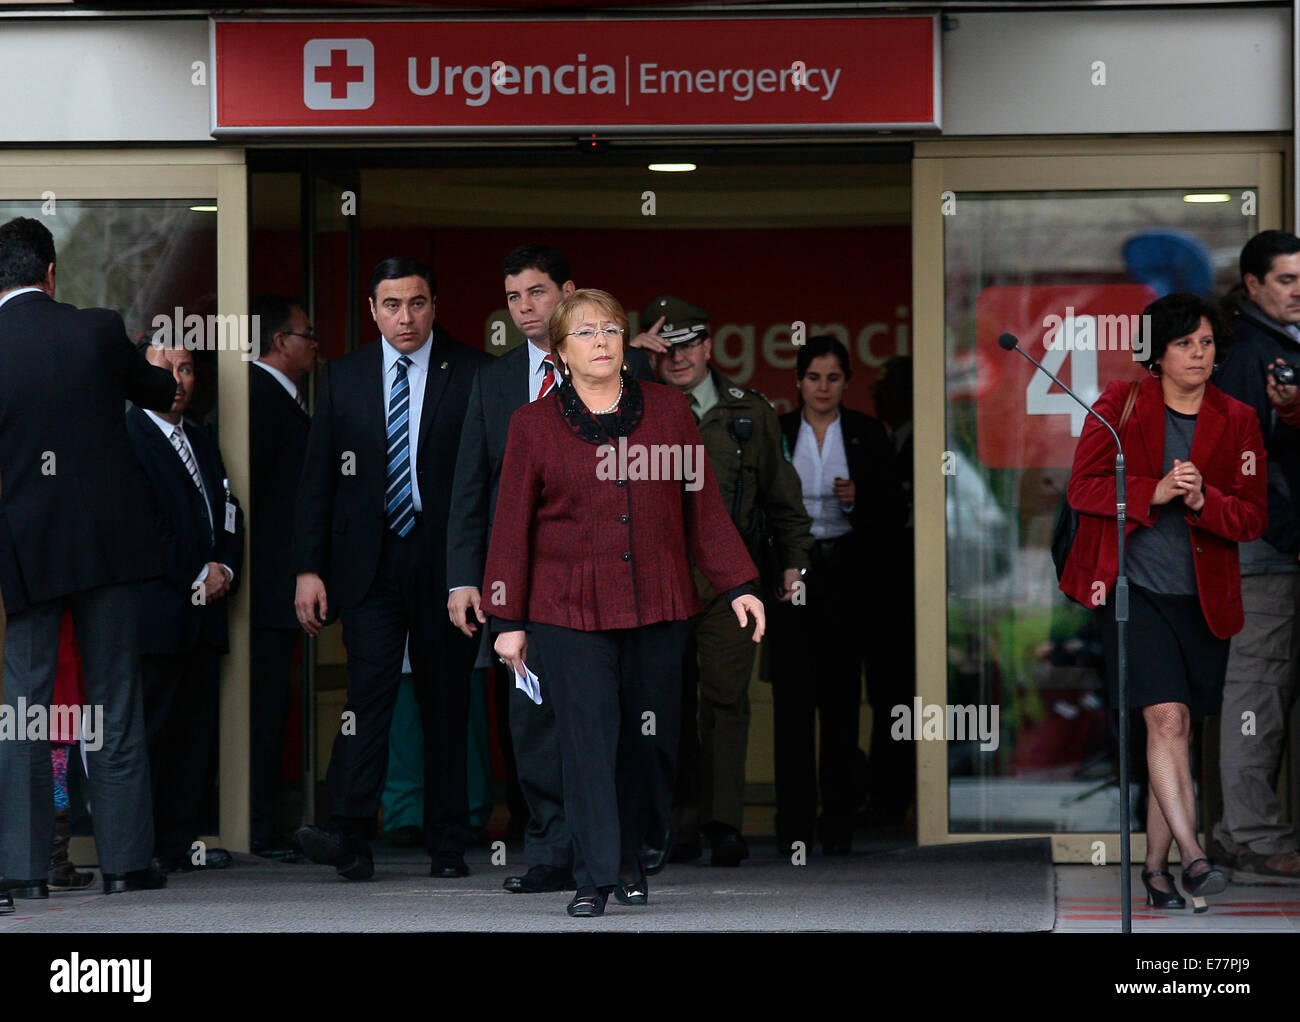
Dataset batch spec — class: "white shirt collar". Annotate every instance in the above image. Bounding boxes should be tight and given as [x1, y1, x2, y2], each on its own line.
[526, 338, 552, 379]
[382, 334, 433, 374]
[144, 408, 185, 440]
[252, 359, 300, 403]
[0, 286, 45, 309]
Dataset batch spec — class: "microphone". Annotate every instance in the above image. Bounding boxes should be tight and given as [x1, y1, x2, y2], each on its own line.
[997, 327, 1133, 933]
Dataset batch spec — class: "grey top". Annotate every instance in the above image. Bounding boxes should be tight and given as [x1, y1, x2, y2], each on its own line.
[1127, 406, 1199, 595]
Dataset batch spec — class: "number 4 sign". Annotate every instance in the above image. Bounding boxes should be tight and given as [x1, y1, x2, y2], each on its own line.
[974, 285, 1155, 468]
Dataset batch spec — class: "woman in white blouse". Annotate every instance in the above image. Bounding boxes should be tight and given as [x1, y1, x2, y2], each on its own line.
[768, 335, 905, 856]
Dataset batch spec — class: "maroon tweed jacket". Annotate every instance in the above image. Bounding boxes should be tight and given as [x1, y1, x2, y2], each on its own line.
[483, 379, 757, 632]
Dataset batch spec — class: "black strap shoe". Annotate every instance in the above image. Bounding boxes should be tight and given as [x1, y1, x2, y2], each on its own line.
[566, 886, 609, 917]
[1181, 858, 1227, 897]
[1141, 869, 1186, 909]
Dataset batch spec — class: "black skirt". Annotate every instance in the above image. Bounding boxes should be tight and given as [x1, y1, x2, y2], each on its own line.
[1098, 583, 1228, 722]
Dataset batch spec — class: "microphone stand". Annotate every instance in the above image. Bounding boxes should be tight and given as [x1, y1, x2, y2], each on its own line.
[1000, 334, 1131, 934]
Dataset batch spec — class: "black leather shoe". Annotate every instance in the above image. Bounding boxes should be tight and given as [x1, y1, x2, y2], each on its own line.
[102, 866, 167, 894]
[710, 827, 749, 867]
[430, 854, 470, 878]
[0, 885, 12, 914]
[165, 847, 234, 872]
[614, 874, 648, 906]
[1182, 858, 1228, 897]
[294, 825, 374, 881]
[566, 886, 609, 917]
[1, 878, 49, 899]
[1141, 869, 1186, 909]
[504, 864, 575, 893]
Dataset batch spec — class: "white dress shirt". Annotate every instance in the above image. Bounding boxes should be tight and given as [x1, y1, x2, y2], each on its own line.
[381, 334, 433, 513]
[0, 286, 44, 308]
[793, 412, 854, 540]
[252, 359, 302, 406]
[142, 410, 232, 586]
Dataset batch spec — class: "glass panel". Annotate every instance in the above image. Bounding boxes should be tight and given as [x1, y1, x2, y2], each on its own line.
[0, 198, 220, 838]
[942, 189, 1257, 832]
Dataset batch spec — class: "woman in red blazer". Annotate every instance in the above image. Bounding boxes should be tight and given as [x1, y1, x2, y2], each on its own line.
[484, 289, 762, 917]
[1062, 292, 1266, 910]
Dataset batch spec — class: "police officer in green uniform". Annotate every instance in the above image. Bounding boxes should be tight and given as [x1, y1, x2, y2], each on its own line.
[636, 296, 813, 866]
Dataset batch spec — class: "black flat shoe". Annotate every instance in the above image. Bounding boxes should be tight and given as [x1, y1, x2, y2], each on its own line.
[1141, 869, 1186, 909]
[1182, 858, 1227, 897]
[614, 864, 648, 905]
[504, 864, 575, 893]
[566, 886, 609, 917]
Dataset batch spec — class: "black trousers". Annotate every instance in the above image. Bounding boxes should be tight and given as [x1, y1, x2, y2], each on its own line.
[141, 641, 221, 862]
[331, 521, 477, 856]
[768, 538, 865, 846]
[500, 635, 572, 870]
[0, 583, 154, 878]
[531, 619, 690, 889]
[250, 626, 298, 846]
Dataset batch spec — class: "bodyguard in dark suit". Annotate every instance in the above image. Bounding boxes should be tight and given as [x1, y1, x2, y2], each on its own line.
[126, 342, 244, 872]
[248, 295, 316, 856]
[0, 217, 174, 897]
[293, 258, 488, 880]
[448, 246, 654, 893]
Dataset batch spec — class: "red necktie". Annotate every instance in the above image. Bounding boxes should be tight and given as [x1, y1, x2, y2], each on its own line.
[536, 358, 556, 401]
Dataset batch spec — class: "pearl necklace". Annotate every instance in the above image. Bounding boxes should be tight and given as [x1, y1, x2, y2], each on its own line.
[587, 380, 623, 416]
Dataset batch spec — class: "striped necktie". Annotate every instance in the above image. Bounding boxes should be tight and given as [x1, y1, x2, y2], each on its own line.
[386, 356, 415, 537]
[169, 425, 212, 539]
[536, 358, 556, 401]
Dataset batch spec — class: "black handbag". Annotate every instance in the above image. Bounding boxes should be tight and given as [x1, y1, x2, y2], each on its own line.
[1052, 381, 1139, 585]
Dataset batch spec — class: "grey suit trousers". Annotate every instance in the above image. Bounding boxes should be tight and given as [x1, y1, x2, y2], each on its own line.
[0, 582, 154, 878]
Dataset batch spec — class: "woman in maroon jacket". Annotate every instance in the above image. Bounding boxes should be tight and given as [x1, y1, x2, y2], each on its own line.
[484, 289, 763, 917]
[1061, 292, 1266, 909]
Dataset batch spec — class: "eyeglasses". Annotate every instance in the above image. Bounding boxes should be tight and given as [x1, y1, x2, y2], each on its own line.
[281, 330, 316, 341]
[566, 327, 624, 341]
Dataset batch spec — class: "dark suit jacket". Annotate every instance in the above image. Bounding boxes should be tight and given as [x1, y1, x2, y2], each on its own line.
[483, 380, 756, 632]
[292, 326, 490, 614]
[0, 290, 175, 614]
[779, 405, 905, 545]
[1062, 375, 1266, 638]
[250, 363, 311, 630]
[125, 406, 245, 655]
[447, 342, 654, 663]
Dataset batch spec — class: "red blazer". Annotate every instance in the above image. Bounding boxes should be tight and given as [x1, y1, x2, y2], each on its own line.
[1061, 374, 1267, 638]
[483, 380, 757, 631]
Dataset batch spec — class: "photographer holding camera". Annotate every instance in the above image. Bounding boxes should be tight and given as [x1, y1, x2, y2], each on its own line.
[1211, 230, 1300, 884]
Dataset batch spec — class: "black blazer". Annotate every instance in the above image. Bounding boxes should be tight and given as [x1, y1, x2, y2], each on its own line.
[446, 343, 654, 664]
[250, 363, 311, 630]
[292, 327, 490, 614]
[125, 406, 245, 656]
[0, 291, 175, 614]
[778, 405, 905, 545]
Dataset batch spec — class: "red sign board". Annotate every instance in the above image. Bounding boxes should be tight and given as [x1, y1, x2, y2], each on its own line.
[974, 285, 1157, 468]
[211, 17, 939, 134]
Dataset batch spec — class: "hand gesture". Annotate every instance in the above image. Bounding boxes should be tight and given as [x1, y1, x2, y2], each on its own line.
[629, 315, 671, 354]
[731, 593, 766, 642]
[448, 587, 485, 637]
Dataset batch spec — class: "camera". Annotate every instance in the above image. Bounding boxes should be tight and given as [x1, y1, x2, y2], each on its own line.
[1271, 362, 1299, 386]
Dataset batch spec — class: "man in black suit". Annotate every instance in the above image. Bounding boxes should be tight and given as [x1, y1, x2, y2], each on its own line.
[127, 341, 244, 872]
[249, 294, 315, 858]
[0, 217, 174, 897]
[446, 245, 656, 893]
[293, 257, 488, 880]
